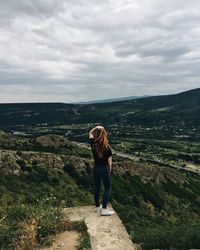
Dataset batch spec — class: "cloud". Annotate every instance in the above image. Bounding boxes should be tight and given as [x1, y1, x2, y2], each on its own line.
[0, 0, 200, 102]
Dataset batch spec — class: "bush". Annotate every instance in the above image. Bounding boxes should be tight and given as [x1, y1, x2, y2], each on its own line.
[0, 196, 64, 248]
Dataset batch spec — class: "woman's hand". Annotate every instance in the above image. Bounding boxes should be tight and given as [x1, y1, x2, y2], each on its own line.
[96, 125, 104, 130]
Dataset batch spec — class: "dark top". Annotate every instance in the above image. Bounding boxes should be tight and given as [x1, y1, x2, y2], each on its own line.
[89, 137, 113, 166]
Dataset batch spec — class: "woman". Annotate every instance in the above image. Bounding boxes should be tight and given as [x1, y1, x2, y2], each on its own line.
[88, 125, 115, 216]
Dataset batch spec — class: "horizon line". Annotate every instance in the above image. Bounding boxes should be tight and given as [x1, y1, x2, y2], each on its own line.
[0, 87, 199, 105]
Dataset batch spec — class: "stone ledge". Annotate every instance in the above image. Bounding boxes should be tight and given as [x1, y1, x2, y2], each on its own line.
[63, 205, 138, 250]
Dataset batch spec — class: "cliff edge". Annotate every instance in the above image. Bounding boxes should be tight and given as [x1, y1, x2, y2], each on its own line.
[63, 205, 139, 250]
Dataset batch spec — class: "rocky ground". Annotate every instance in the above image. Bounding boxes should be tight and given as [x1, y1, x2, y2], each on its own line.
[40, 231, 80, 250]
[63, 205, 140, 250]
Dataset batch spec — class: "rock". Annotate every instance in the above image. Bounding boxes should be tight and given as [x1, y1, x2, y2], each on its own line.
[63, 205, 138, 250]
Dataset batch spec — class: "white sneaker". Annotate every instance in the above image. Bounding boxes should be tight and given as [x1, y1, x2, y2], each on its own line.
[96, 204, 102, 212]
[101, 208, 115, 216]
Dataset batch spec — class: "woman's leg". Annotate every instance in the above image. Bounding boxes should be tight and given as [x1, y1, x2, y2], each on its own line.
[93, 166, 101, 207]
[101, 166, 111, 209]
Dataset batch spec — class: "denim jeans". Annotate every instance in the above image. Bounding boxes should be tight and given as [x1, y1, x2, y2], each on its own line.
[92, 164, 111, 209]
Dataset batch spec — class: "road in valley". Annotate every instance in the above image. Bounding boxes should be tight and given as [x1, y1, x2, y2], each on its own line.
[73, 141, 200, 176]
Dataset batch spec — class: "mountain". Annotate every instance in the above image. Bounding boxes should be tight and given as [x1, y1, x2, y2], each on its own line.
[71, 95, 151, 104]
[0, 88, 199, 127]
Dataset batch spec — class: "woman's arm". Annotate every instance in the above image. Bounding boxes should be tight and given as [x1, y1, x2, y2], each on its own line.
[88, 125, 103, 139]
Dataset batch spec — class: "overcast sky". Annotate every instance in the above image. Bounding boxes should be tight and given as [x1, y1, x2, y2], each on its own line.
[0, 0, 200, 103]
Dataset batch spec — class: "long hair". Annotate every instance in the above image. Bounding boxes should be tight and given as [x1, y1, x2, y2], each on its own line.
[93, 128, 109, 159]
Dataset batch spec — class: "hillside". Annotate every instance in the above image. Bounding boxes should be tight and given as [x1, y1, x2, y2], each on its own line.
[0, 88, 200, 249]
[0, 133, 200, 249]
[0, 88, 199, 127]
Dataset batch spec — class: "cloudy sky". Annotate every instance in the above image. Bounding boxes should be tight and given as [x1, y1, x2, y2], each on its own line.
[0, 0, 200, 103]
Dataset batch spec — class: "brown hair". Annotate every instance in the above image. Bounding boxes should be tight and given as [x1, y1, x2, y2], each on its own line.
[94, 128, 110, 159]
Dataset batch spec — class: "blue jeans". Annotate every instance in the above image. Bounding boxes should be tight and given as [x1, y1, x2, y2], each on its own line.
[92, 165, 111, 209]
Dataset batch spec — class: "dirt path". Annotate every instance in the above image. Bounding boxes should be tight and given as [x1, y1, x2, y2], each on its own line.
[63, 205, 138, 250]
[186, 163, 200, 172]
[40, 231, 80, 250]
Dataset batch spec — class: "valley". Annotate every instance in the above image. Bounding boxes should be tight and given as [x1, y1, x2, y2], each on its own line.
[0, 88, 200, 249]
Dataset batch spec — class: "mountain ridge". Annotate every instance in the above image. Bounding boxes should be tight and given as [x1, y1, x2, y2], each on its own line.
[0, 87, 199, 127]
[71, 95, 151, 104]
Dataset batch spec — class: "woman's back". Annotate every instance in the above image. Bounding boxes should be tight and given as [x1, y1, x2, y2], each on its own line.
[89, 137, 112, 166]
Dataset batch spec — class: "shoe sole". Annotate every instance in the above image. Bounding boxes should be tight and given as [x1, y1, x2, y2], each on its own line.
[101, 212, 115, 216]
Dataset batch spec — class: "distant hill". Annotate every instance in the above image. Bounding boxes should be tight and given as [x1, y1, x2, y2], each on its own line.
[72, 95, 151, 104]
[0, 88, 199, 127]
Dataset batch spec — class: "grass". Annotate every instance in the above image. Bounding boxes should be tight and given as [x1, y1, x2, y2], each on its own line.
[72, 221, 91, 250]
[0, 194, 91, 249]
[0, 196, 65, 249]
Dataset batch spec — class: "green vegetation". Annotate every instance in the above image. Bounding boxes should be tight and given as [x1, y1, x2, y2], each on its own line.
[0, 197, 65, 248]
[0, 88, 200, 128]
[111, 170, 200, 250]
[0, 149, 93, 249]
[0, 199, 91, 249]
[73, 221, 91, 250]
[0, 88, 200, 249]
[0, 140, 200, 249]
